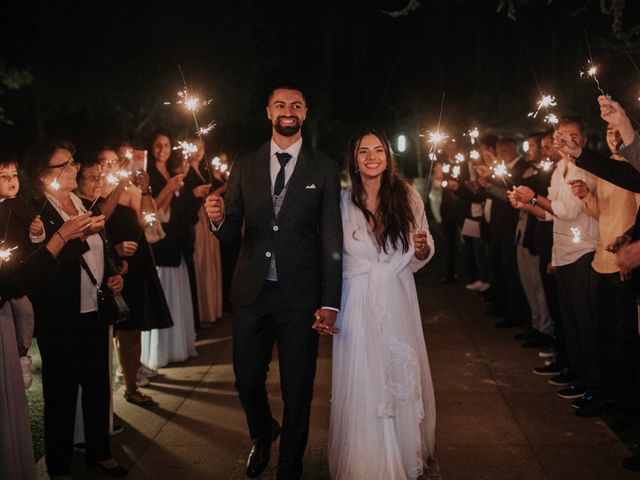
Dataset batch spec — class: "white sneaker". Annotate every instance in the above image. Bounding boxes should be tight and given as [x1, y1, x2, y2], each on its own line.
[465, 280, 484, 291]
[138, 364, 158, 379]
[20, 356, 32, 389]
[478, 282, 491, 292]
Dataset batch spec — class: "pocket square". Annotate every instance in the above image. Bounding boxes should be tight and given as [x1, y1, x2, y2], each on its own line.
[305, 184, 317, 189]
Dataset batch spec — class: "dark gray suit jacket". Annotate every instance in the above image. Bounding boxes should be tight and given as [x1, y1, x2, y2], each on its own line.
[213, 141, 343, 310]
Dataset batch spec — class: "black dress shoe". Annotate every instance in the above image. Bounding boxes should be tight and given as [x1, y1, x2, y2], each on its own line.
[86, 460, 128, 477]
[522, 333, 552, 349]
[246, 418, 281, 478]
[514, 330, 536, 340]
[574, 395, 613, 417]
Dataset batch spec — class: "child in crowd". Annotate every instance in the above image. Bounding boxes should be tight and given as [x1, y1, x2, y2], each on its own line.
[0, 158, 46, 388]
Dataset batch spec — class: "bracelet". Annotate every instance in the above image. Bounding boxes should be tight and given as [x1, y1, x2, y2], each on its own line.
[55, 231, 66, 244]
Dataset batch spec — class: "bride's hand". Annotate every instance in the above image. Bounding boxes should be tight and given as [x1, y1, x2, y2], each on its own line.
[414, 231, 430, 260]
[312, 308, 339, 336]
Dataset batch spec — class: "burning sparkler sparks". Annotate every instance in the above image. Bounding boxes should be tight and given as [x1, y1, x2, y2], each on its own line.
[174, 141, 198, 159]
[452, 165, 461, 179]
[106, 173, 119, 186]
[454, 153, 465, 163]
[49, 179, 60, 191]
[441, 180, 448, 188]
[570, 227, 581, 244]
[164, 89, 213, 113]
[469, 150, 480, 161]
[492, 161, 511, 179]
[428, 131, 448, 145]
[528, 94, 557, 119]
[544, 113, 559, 125]
[579, 60, 607, 97]
[442, 164, 451, 174]
[540, 159, 554, 172]
[0, 245, 18, 263]
[211, 156, 230, 178]
[466, 127, 480, 144]
[197, 121, 216, 136]
[142, 212, 157, 226]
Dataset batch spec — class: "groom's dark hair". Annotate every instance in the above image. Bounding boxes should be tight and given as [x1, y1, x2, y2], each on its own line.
[267, 82, 306, 104]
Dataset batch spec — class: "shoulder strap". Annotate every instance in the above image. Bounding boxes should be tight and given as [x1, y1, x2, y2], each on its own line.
[79, 256, 101, 292]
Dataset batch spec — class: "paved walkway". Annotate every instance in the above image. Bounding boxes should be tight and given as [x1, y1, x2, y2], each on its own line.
[36, 267, 636, 479]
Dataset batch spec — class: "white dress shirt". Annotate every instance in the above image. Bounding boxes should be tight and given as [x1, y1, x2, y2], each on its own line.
[45, 192, 104, 312]
[270, 137, 303, 193]
[544, 159, 599, 267]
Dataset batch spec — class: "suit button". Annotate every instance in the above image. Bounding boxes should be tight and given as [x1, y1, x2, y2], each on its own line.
[265, 252, 272, 258]
[273, 225, 279, 232]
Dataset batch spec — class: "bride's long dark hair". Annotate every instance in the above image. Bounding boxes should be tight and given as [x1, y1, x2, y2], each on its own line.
[347, 128, 416, 253]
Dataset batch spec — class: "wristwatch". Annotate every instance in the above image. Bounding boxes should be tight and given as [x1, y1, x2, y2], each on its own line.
[530, 194, 538, 206]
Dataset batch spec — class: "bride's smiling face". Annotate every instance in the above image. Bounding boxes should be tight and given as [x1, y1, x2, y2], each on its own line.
[355, 134, 387, 179]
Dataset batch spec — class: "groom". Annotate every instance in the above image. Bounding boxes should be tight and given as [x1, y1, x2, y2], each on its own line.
[204, 83, 342, 479]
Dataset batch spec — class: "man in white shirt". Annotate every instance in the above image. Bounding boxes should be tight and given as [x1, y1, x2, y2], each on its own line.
[511, 117, 602, 404]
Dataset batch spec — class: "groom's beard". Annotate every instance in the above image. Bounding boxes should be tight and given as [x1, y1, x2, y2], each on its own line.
[274, 116, 302, 137]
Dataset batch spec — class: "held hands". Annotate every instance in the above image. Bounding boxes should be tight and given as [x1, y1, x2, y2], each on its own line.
[606, 235, 631, 253]
[312, 308, 339, 336]
[204, 193, 225, 225]
[106, 275, 124, 294]
[513, 186, 535, 204]
[193, 183, 211, 199]
[115, 241, 139, 257]
[413, 230, 430, 260]
[507, 189, 524, 209]
[81, 214, 106, 239]
[568, 179, 589, 199]
[57, 212, 94, 242]
[29, 215, 45, 237]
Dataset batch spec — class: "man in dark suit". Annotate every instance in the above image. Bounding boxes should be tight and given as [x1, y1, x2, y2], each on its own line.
[204, 84, 342, 479]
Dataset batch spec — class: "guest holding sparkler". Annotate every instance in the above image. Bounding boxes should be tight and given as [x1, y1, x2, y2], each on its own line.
[183, 136, 225, 327]
[142, 130, 197, 369]
[565, 125, 640, 417]
[510, 117, 600, 404]
[477, 137, 530, 329]
[0, 203, 95, 480]
[23, 139, 127, 478]
[97, 148, 173, 405]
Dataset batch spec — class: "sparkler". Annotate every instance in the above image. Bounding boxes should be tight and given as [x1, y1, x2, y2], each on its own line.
[469, 150, 480, 161]
[528, 94, 557, 119]
[452, 165, 461, 179]
[454, 153, 465, 163]
[164, 65, 216, 186]
[174, 140, 199, 159]
[426, 92, 446, 188]
[142, 212, 157, 226]
[466, 128, 480, 144]
[211, 156, 230, 179]
[442, 164, 451, 174]
[0, 245, 17, 263]
[579, 60, 607, 97]
[492, 161, 514, 188]
[544, 113, 559, 125]
[540, 159, 554, 172]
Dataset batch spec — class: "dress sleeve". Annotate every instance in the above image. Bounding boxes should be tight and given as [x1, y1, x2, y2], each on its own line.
[409, 187, 435, 272]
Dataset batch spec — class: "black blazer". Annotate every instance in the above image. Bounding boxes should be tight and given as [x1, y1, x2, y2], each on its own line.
[29, 199, 118, 336]
[213, 141, 343, 310]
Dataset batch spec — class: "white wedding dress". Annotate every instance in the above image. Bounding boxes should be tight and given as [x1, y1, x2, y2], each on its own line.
[328, 188, 436, 480]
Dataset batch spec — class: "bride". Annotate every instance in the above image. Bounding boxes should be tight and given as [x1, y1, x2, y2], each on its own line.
[326, 129, 436, 480]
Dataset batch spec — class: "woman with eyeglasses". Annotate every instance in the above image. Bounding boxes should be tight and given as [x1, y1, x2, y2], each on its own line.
[24, 140, 127, 479]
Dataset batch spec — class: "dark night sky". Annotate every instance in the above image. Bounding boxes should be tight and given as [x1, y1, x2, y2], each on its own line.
[1, 0, 639, 165]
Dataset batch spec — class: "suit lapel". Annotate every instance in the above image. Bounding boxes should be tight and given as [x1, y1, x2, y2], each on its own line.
[277, 146, 314, 220]
[255, 143, 275, 219]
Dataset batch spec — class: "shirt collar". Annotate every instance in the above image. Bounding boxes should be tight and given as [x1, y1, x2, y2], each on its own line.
[270, 137, 303, 159]
[45, 191, 87, 215]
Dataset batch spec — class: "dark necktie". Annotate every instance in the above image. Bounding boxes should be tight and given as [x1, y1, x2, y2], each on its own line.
[274, 152, 292, 197]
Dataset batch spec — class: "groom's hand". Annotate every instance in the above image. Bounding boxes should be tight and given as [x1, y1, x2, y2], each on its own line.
[312, 308, 339, 336]
[205, 193, 225, 226]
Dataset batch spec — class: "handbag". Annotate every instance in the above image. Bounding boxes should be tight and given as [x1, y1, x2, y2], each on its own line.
[80, 257, 130, 327]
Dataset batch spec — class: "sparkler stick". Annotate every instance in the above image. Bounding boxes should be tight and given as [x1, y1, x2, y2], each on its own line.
[426, 92, 446, 188]
[529, 68, 560, 129]
[580, 30, 608, 98]
[176, 65, 216, 186]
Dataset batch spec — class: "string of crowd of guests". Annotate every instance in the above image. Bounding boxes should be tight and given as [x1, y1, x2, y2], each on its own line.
[0, 131, 238, 479]
[430, 95, 640, 472]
